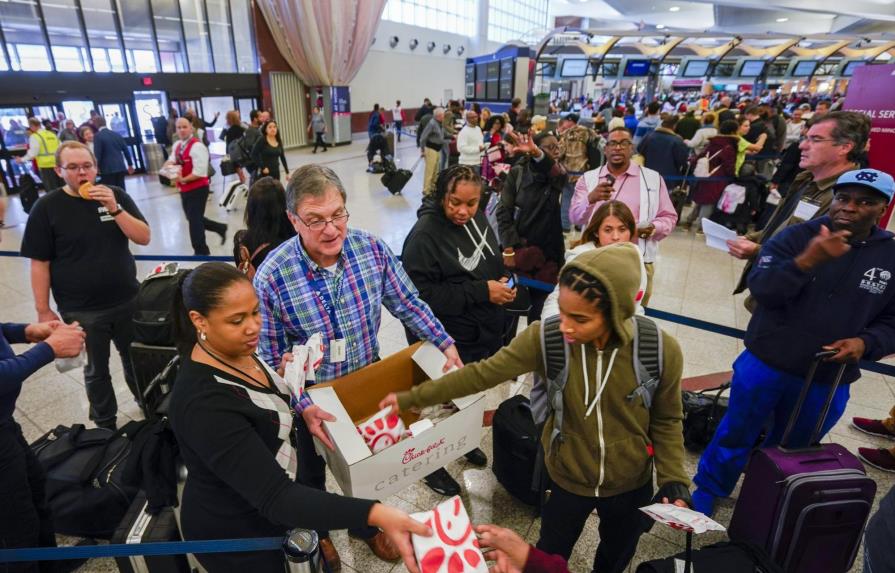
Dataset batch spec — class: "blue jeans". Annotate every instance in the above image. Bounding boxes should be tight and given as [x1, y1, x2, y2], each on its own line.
[561, 180, 575, 231]
[694, 350, 851, 498]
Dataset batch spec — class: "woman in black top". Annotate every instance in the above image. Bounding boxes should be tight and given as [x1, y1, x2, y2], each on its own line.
[168, 263, 429, 572]
[232, 176, 296, 276]
[250, 120, 289, 181]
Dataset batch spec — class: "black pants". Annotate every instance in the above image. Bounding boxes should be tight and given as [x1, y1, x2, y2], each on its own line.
[99, 171, 126, 191]
[528, 288, 549, 324]
[61, 299, 139, 429]
[313, 132, 328, 152]
[179, 186, 226, 255]
[537, 481, 652, 573]
[0, 421, 56, 573]
[294, 416, 377, 541]
[37, 167, 63, 192]
[394, 121, 402, 141]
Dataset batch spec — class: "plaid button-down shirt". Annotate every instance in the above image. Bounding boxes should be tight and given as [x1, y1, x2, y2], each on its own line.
[254, 229, 454, 411]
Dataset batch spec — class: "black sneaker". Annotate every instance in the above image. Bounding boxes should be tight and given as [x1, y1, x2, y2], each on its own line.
[464, 447, 488, 467]
[423, 468, 461, 496]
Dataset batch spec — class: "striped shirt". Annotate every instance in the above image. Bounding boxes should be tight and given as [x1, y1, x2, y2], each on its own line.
[254, 229, 454, 410]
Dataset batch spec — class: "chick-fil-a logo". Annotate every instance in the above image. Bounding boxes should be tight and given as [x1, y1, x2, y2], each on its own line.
[402, 438, 446, 464]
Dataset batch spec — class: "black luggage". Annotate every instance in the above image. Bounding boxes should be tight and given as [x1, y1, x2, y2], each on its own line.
[112, 490, 190, 573]
[381, 168, 412, 195]
[18, 173, 39, 214]
[491, 395, 542, 506]
[635, 540, 781, 573]
[133, 263, 190, 346]
[681, 382, 730, 452]
[130, 344, 179, 419]
[31, 423, 141, 538]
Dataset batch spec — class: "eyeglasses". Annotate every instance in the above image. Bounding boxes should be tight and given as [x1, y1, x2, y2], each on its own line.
[297, 211, 350, 231]
[805, 136, 841, 145]
[62, 163, 96, 172]
[605, 141, 633, 149]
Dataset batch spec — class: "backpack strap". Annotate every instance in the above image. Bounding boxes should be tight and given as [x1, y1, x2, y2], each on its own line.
[538, 315, 571, 446]
[628, 315, 663, 409]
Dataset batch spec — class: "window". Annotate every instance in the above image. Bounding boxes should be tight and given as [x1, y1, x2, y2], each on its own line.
[42, 0, 91, 71]
[151, 0, 189, 72]
[230, 0, 257, 73]
[179, 0, 213, 72]
[0, 0, 52, 71]
[382, 0, 476, 38]
[81, 0, 127, 72]
[116, 0, 158, 72]
[205, 0, 236, 73]
[488, 0, 548, 44]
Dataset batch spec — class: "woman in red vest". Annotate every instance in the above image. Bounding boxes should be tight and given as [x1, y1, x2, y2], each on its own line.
[166, 118, 227, 254]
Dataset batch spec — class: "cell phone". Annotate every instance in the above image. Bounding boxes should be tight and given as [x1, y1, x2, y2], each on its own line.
[505, 274, 516, 289]
[605, 173, 616, 185]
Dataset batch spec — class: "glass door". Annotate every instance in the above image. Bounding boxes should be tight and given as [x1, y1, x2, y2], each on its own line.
[0, 106, 32, 192]
[134, 91, 168, 143]
[236, 97, 257, 124]
[100, 103, 134, 137]
[62, 100, 96, 128]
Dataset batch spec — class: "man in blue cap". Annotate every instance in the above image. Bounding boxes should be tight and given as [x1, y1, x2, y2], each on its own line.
[692, 168, 895, 516]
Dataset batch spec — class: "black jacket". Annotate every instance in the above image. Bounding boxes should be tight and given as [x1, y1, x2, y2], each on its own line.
[638, 128, 688, 187]
[402, 198, 506, 350]
[497, 153, 566, 265]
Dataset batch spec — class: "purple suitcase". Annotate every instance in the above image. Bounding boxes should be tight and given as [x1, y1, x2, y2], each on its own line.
[728, 352, 876, 573]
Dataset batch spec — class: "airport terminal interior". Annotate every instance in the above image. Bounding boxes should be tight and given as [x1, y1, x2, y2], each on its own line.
[1, 0, 895, 572]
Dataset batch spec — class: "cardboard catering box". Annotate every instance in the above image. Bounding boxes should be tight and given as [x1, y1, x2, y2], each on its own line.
[307, 342, 485, 500]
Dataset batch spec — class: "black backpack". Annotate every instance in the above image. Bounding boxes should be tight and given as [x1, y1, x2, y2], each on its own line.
[635, 540, 782, 573]
[681, 382, 730, 452]
[491, 395, 544, 507]
[31, 423, 144, 538]
[19, 173, 40, 214]
[133, 263, 190, 346]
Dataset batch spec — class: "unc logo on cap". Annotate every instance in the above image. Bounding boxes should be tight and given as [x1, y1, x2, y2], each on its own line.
[856, 171, 879, 183]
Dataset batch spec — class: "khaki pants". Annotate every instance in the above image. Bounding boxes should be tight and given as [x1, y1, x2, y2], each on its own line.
[642, 262, 655, 307]
[423, 147, 440, 196]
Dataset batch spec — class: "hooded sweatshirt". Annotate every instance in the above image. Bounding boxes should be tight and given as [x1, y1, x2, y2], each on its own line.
[401, 197, 506, 349]
[746, 216, 895, 385]
[398, 243, 688, 498]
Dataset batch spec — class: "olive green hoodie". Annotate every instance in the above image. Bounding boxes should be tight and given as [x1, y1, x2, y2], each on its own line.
[398, 243, 689, 498]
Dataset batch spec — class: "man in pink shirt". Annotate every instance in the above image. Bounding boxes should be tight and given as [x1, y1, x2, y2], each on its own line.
[569, 126, 678, 305]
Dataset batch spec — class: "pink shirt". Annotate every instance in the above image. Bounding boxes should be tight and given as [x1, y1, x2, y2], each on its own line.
[569, 162, 678, 242]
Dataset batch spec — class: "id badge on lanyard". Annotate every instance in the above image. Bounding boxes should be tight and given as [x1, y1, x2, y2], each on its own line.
[300, 257, 346, 363]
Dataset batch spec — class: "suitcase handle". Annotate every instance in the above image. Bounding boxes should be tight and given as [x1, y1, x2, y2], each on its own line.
[779, 350, 847, 451]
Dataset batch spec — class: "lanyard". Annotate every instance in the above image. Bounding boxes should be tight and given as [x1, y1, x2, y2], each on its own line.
[297, 254, 342, 339]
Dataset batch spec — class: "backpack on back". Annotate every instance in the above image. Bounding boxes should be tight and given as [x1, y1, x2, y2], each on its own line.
[693, 148, 724, 178]
[531, 314, 664, 447]
[133, 263, 191, 346]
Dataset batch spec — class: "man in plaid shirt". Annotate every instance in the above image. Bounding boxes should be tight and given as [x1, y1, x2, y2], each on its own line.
[254, 164, 462, 569]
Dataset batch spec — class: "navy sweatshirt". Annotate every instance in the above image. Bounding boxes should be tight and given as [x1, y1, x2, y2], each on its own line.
[1, 323, 54, 424]
[746, 216, 895, 385]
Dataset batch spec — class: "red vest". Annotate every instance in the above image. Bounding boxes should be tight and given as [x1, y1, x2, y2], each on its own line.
[175, 137, 209, 193]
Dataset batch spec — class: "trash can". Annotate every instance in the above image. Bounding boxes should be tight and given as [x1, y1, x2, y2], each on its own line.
[144, 143, 165, 175]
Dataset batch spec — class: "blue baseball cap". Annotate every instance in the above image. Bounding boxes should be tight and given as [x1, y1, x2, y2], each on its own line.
[833, 169, 895, 204]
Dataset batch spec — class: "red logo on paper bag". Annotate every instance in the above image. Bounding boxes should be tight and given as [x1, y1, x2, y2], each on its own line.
[402, 438, 446, 464]
[419, 497, 482, 573]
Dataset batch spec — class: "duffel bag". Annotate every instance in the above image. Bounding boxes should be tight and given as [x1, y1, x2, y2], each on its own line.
[635, 540, 781, 573]
[682, 382, 730, 452]
[31, 423, 143, 538]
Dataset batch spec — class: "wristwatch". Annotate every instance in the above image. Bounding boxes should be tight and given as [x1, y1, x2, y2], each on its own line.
[109, 204, 124, 217]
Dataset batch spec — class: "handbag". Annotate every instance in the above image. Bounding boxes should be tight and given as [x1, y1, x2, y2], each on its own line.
[681, 382, 730, 452]
[220, 157, 237, 176]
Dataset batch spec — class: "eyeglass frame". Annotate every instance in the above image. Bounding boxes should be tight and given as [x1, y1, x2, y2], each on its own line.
[605, 140, 634, 149]
[295, 210, 350, 232]
[61, 162, 97, 172]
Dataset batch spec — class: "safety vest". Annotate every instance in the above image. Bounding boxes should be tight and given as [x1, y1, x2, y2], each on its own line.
[33, 128, 60, 169]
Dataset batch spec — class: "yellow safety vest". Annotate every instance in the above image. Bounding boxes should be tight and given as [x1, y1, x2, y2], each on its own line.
[34, 128, 60, 169]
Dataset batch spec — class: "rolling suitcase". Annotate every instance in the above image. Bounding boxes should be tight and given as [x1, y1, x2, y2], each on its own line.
[491, 395, 542, 507]
[220, 180, 248, 211]
[112, 490, 190, 573]
[18, 173, 40, 214]
[380, 156, 421, 196]
[728, 351, 876, 573]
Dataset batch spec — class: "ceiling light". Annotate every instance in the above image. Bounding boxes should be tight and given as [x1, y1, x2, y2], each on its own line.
[669, 6, 680, 11]
[776, 17, 789, 22]
[656, 24, 666, 29]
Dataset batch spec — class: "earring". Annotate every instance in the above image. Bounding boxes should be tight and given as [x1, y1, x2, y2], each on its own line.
[199, 331, 207, 341]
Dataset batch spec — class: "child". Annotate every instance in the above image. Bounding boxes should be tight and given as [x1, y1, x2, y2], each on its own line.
[381, 243, 690, 573]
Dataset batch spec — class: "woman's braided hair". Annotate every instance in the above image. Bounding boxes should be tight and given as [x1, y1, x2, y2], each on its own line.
[559, 266, 611, 317]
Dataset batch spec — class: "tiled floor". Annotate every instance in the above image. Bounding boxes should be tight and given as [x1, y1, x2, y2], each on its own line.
[2, 136, 892, 572]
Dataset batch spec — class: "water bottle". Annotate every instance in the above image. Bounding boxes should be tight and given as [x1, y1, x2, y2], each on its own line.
[283, 529, 325, 573]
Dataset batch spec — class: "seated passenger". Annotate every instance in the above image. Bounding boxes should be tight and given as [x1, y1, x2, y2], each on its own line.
[381, 244, 691, 573]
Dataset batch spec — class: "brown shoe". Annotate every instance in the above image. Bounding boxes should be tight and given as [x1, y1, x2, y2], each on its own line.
[362, 531, 401, 562]
[319, 537, 342, 572]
